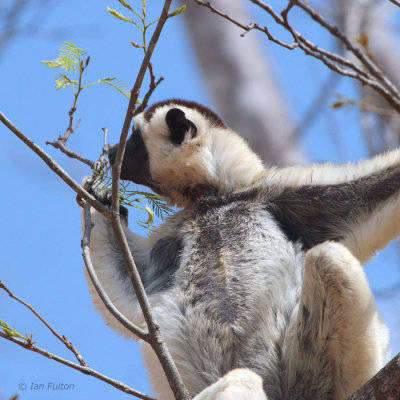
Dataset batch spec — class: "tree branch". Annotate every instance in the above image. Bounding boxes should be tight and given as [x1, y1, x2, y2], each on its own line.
[291, 0, 400, 99]
[388, 0, 400, 7]
[0, 110, 109, 219]
[0, 281, 87, 367]
[0, 332, 156, 400]
[346, 353, 400, 399]
[46, 138, 95, 168]
[134, 63, 164, 116]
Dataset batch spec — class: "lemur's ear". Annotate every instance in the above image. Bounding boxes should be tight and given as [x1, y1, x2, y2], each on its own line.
[166, 108, 197, 145]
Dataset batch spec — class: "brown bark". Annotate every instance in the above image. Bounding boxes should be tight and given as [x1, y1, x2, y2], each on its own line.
[347, 353, 400, 400]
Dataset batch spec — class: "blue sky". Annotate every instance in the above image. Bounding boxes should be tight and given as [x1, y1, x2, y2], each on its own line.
[1, 1, 399, 399]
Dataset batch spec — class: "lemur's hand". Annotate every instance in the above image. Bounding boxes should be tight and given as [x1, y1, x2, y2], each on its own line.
[82, 176, 128, 222]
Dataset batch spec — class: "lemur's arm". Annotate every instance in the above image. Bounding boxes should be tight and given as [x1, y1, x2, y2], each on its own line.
[82, 191, 182, 338]
[267, 163, 400, 263]
[263, 149, 400, 188]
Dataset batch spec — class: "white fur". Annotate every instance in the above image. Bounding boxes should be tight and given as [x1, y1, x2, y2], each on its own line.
[263, 149, 400, 187]
[288, 242, 389, 400]
[343, 192, 400, 263]
[193, 369, 268, 400]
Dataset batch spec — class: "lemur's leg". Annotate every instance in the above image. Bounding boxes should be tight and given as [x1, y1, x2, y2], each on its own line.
[285, 242, 389, 400]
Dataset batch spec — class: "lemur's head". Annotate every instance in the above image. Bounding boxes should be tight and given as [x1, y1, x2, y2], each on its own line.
[109, 99, 265, 207]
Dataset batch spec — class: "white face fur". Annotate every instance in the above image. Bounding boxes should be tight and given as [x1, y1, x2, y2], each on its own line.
[132, 101, 266, 207]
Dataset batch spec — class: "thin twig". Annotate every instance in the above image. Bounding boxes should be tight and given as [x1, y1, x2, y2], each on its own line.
[46, 139, 95, 168]
[244, 22, 298, 50]
[135, 63, 164, 116]
[91, 127, 111, 174]
[46, 56, 90, 162]
[61, 58, 88, 143]
[109, 1, 190, 399]
[0, 332, 156, 400]
[291, 0, 400, 99]
[192, 0, 298, 49]
[0, 110, 109, 219]
[0, 281, 87, 367]
[100, 127, 110, 164]
[80, 202, 149, 342]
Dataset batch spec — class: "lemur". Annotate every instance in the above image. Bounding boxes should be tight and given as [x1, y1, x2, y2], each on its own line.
[84, 99, 397, 400]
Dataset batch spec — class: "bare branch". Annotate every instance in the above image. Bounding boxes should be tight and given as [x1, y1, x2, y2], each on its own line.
[134, 63, 164, 116]
[0, 281, 87, 367]
[191, 0, 298, 49]
[192, 0, 248, 30]
[291, 0, 400, 99]
[0, 110, 109, 219]
[100, 127, 111, 163]
[80, 202, 149, 342]
[346, 352, 400, 399]
[388, 0, 400, 7]
[0, 332, 156, 400]
[46, 139, 95, 168]
[192, 0, 400, 113]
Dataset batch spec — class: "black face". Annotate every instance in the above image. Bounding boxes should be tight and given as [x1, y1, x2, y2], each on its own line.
[108, 128, 154, 189]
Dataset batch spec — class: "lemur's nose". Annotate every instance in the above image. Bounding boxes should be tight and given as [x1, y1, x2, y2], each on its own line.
[108, 144, 118, 166]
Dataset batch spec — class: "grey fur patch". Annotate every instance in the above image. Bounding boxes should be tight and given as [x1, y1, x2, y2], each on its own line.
[267, 165, 400, 249]
[109, 233, 147, 286]
[110, 233, 182, 296]
[146, 236, 183, 294]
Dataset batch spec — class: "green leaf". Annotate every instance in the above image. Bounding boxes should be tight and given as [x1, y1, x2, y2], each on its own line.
[169, 5, 186, 18]
[55, 78, 69, 90]
[145, 19, 159, 29]
[42, 60, 62, 69]
[91, 170, 172, 233]
[118, 0, 133, 12]
[145, 204, 154, 225]
[107, 7, 134, 23]
[0, 319, 25, 339]
[42, 42, 86, 74]
[100, 78, 131, 99]
[57, 42, 86, 73]
[55, 74, 78, 90]
[84, 77, 131, 99]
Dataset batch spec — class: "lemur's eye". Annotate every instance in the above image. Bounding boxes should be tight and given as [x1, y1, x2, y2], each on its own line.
[165, 108, 197, 145]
